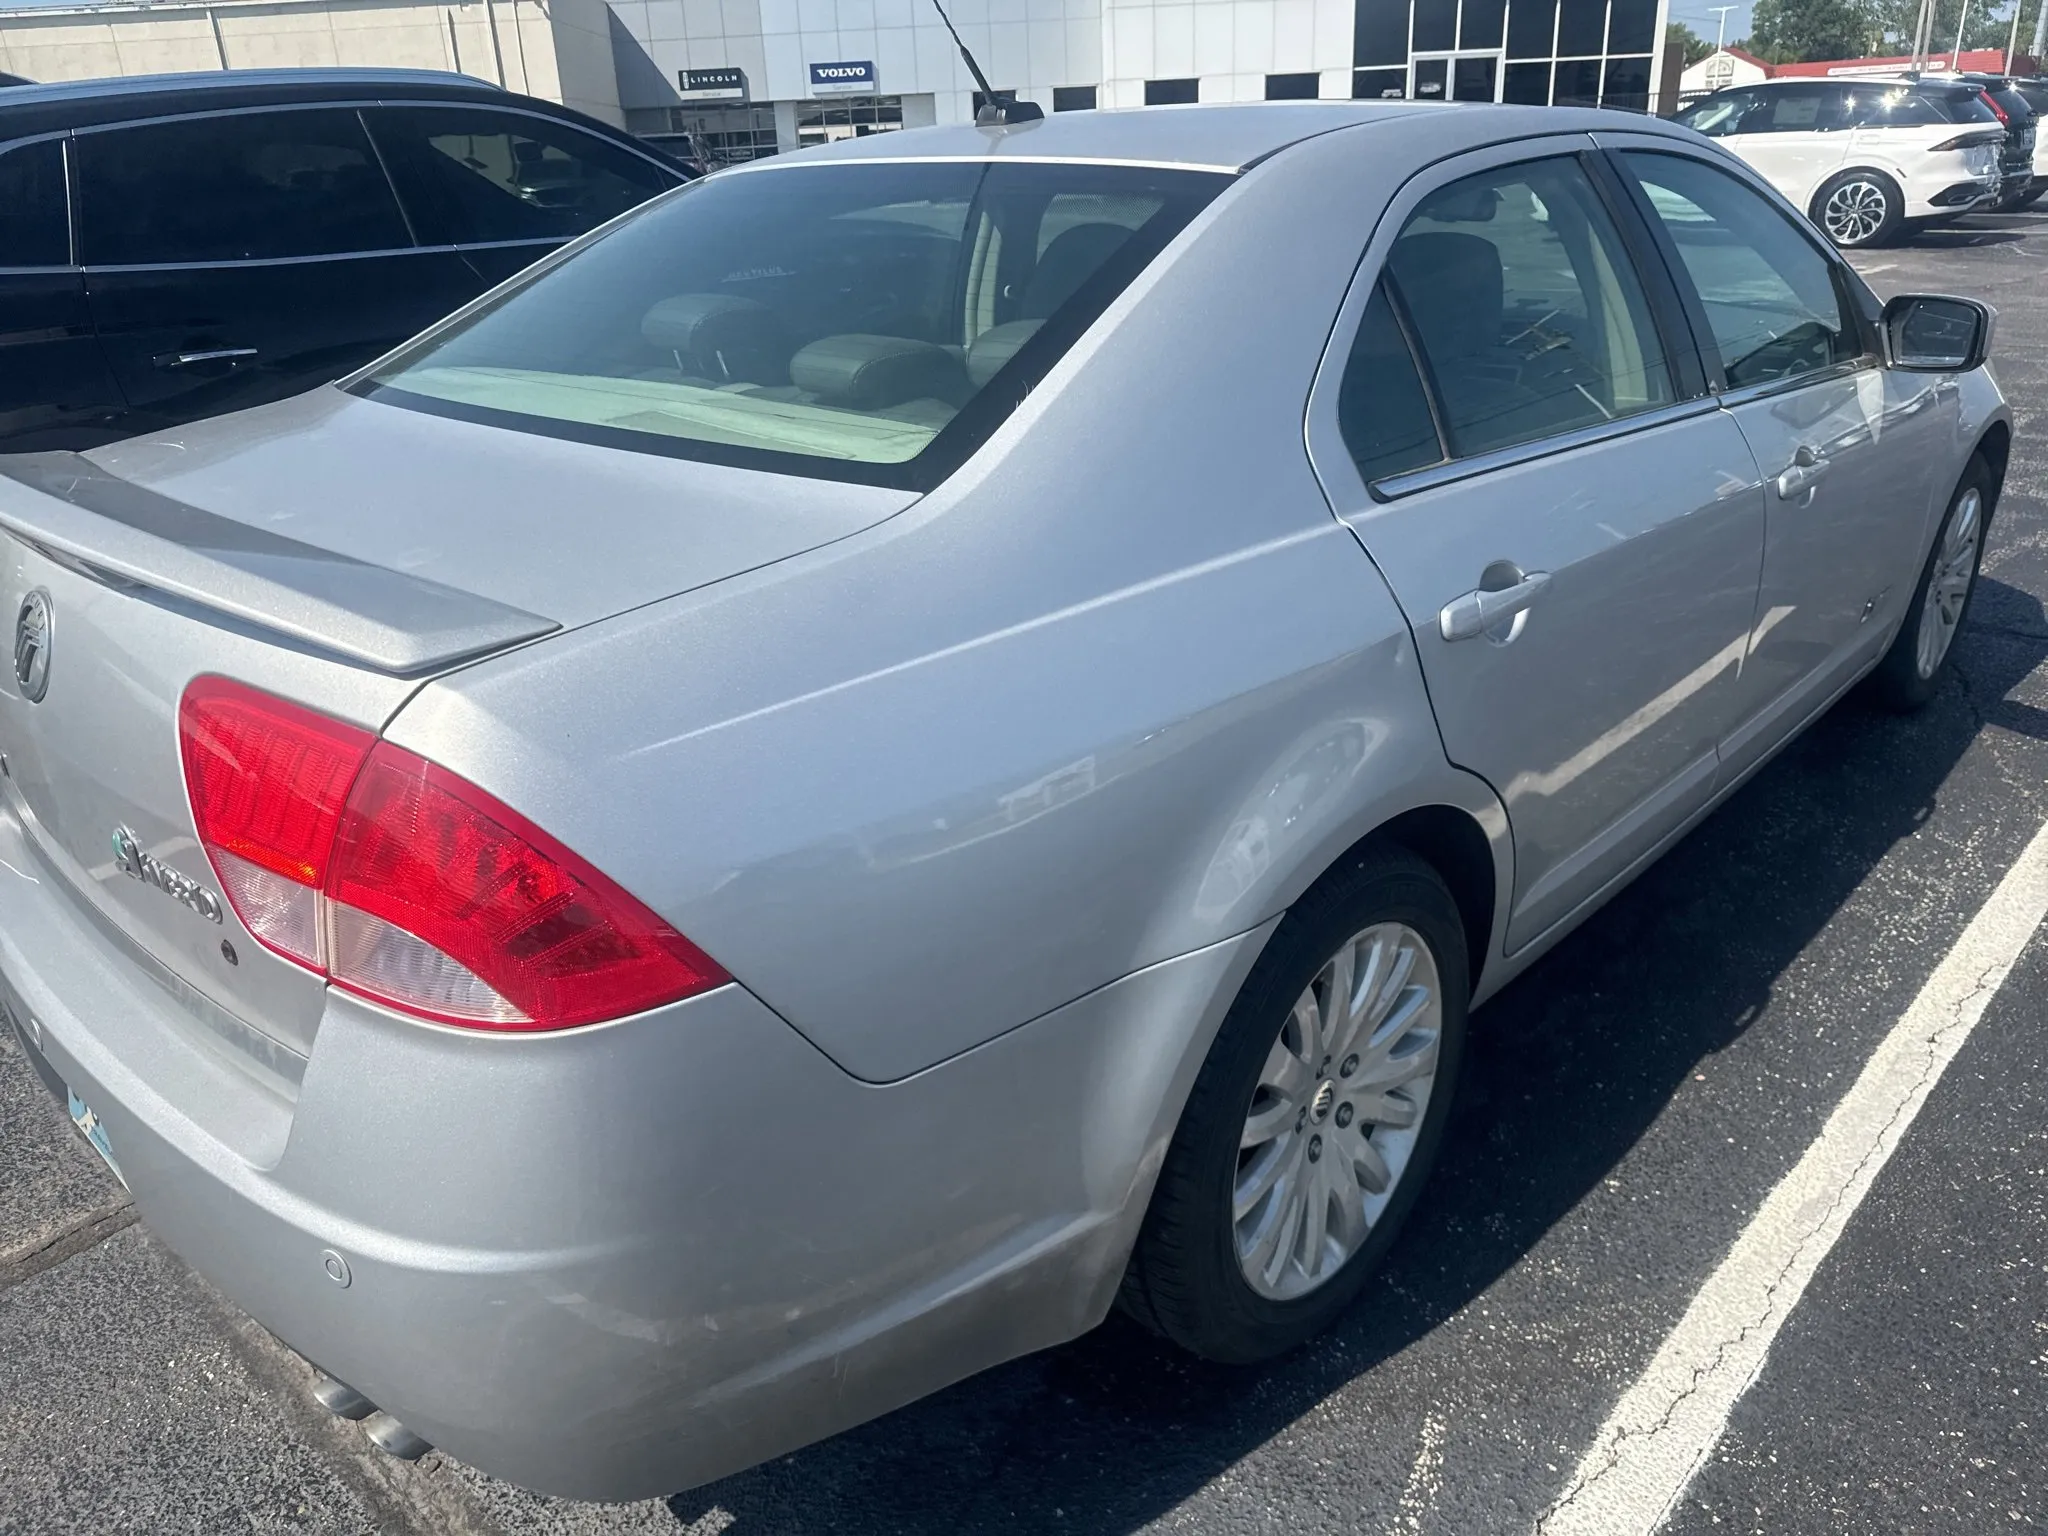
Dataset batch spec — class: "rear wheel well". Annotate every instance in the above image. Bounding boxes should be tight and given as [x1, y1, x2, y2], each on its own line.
[1313, 806, 1496, 993]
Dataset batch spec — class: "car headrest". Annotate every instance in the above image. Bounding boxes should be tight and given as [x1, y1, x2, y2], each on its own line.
[641, 293, 789, 384]
[1388, 231, 1503, 361]
[1022, 223, 1134, 318]
[790, 334, 966, 411]
[965, 319, 1043, 388]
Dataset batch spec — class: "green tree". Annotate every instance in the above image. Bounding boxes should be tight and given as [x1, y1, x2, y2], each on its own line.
[1746, 0, 1880, 60]
[1874, 0, 2027, 54]
[1667, 19, 1719, 62]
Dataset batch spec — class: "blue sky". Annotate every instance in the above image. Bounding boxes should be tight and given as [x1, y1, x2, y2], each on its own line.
[1669, 0, 1754, 46]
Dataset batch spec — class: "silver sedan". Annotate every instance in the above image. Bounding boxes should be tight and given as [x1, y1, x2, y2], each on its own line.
[0, 100, 2009, 1499]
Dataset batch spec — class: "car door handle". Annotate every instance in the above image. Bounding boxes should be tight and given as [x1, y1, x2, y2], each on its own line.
[1775, 444, 1832, 500]
[154, 347, 258, 369]
[1439, 571, 1551, 642]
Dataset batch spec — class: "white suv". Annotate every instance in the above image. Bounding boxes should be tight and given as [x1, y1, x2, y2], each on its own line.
[1675, 78, 2003, 247]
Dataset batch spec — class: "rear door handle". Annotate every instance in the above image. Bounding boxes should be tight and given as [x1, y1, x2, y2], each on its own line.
[154, 347, 258, 370]
[1439, 571, 1551, 642]
[1775, 443, 1831, 500]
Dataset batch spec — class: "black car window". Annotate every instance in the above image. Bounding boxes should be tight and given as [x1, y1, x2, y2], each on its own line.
[367, 107, 677, 245]
[1621, 152, 1858, 390]
[74, 109, 410, 266]
[1842, 85, 1945, 127]
[1746, 84, 1850, 132]
[1386, 157, 1674, 460]
[1338, 283, 1443, 483]
[0, 140, 68, 267]
[1925, 87, 2002, 123]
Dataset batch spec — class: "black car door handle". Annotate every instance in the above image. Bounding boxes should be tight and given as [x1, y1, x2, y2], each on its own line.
[154, 347, 259, 369]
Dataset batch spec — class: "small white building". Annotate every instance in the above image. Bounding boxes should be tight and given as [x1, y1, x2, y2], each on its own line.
[1677, 44, 1769, 97]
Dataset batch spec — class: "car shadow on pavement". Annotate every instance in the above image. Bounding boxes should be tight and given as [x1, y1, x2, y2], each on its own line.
[666, 583, 2048, 1536]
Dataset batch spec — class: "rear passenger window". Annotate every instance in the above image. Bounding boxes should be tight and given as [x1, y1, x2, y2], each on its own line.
[74, 110, 410, 266]
[1620, 152, 1858, 390]
[368, 107, 675, 246]
[0, 140, 68, 268]
[1386, 157, 1674, 460]
[1338, 284, 1443, 482]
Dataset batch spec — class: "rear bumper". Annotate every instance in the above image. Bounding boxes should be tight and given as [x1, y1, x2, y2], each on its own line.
[1927, 179, 2001, 209]
[0, 804, 1269, 1498]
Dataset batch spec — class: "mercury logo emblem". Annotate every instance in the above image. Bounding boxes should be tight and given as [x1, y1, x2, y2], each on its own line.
[1310, 1079, 1336, 1122]
[13, 589, 51, 703]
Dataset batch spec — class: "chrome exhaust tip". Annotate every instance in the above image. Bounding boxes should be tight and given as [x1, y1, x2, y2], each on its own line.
[363, 1411, 433, 1460]
[310, 1371, 374, 1421]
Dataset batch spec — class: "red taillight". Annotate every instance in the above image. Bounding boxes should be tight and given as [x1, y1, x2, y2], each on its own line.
[180, 677, 727, 1030]
[1981, 89, 2009, 124]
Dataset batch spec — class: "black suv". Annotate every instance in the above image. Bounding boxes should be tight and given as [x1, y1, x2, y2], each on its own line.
[0, 69, 690, 450]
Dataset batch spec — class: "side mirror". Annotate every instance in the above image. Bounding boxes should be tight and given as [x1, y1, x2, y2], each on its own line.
[1882, 293, 1994, 371]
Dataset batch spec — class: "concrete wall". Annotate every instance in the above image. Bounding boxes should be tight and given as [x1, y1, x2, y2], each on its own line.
[0, 0, 627, 125]
[1098, 0, 1351, 109]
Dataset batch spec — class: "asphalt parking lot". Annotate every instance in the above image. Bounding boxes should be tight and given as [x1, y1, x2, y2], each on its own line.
[5, 214, 2048, 1536]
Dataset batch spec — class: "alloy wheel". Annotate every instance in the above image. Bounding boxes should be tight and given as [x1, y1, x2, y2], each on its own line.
[1232, 922, 1442, 1301]
[1916, 486, 1982, 680]
[1822, 179, 1889, 245]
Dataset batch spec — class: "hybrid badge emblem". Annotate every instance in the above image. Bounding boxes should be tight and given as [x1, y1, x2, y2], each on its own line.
[13, 589, 51, 703]
[111, 826, 226, 924]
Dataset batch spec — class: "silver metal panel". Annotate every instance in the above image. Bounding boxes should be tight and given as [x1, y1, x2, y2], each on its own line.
[0, 450, 557, 674]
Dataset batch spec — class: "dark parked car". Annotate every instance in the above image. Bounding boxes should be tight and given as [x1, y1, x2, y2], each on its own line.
[0, 69, 689, 450]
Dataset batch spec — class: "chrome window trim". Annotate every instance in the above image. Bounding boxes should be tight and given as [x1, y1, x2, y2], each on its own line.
[1368, 398, 1723, 499]
[81, 245, 469, 274]
[1712, 357, 1876, 410]
[727, 153, 1246, 175]
[62, 96, 675, 173]
[1305, 132, 1703, 518]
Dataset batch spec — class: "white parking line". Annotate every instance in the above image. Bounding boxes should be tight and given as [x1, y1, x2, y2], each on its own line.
[1536, 813, 2048, 1536]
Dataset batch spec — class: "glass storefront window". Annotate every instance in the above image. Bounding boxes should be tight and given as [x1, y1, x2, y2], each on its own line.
[795, 95, 905, 149]
[1352, 0, 1647, 106]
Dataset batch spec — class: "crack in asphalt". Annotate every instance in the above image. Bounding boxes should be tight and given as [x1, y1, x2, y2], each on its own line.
[0, 1198, 137, 1293]
[1537, 955, 2009, 1534]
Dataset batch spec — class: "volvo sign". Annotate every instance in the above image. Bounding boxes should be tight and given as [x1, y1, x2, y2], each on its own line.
[808, 59, 876, 92]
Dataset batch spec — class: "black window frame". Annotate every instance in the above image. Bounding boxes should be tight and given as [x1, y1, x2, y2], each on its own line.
[1052, 85, 1097, 111]
[1598, 145, 1879, 397]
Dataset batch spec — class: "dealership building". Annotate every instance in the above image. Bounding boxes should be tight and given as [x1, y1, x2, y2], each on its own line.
[1, 0, 1677, 158]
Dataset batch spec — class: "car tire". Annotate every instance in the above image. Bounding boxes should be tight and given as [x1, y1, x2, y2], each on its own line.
[1119, 846, 1469, 1364]
[1812, 170, 1905, 248]
[1869, 454, 1994, 713]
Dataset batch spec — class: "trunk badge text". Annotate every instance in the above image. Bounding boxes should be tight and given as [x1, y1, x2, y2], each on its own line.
[111, 827, 225, 924]
[14, 589, 51, 703]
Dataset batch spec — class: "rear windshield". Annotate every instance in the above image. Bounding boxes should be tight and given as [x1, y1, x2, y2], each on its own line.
[1926, 87, 2002, 123]
[359, 159, 1229, 489]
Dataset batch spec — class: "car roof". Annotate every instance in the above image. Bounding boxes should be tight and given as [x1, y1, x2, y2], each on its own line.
[736, 101, 1695, 176]
[0, 66, 510, 136]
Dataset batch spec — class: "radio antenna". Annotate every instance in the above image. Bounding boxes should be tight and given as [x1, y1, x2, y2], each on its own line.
[927, 0, 1043, 124]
